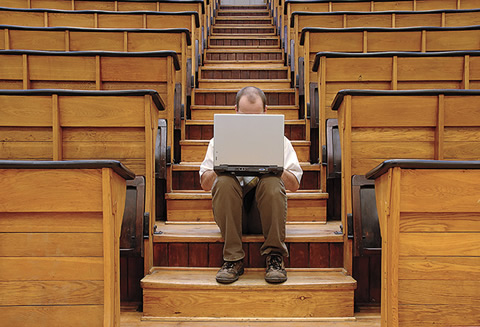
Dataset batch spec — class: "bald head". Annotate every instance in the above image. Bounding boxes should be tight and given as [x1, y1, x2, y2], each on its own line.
[235, 86, 267, 114]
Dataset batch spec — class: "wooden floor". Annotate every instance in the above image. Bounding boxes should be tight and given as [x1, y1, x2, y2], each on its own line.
[120, 307, 381, 326]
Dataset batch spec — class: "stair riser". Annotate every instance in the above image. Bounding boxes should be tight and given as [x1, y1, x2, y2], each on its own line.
[173, 170, 320, 190]
[143, 288, 354, 319]
[191, 109, 299, 120]
[206, 52, 283, 61]
[219, 5, 268, 9]
[210, 39, 278, 46]
[198, 81, 291, 89]
[166, 198, 327, 222]
[217, 12, 269, 16]
[194, 92, 296, 106]
[201, 70, 288, 79]
[213, 27, 275, 34]
[180, 143, 310, 162]
[214, 19, 272, 25]
[186, 124, 305, 140]
[153, 242, 344, 268]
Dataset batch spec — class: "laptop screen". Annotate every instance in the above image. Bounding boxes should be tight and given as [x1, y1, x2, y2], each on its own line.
[213, 114, 284, 175]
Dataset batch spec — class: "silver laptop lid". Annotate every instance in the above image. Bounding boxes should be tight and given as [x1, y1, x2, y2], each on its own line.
[214, 114, 284, 171]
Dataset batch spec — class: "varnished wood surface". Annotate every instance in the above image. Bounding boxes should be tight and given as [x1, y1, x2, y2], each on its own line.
[120, 309, 380, 326]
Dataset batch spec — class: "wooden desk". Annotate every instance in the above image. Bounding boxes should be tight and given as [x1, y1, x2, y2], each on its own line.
[0, 160, 135, 327]
[366, 159, 480, 327]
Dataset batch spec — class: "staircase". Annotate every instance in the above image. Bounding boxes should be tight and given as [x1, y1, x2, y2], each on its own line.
[141, 4, 356, 321]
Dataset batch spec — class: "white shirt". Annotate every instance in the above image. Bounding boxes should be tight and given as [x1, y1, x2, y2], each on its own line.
[199, 136, 303, 185]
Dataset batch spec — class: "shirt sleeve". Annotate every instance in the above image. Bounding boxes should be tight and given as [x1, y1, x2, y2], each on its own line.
[199, 138, 214, 179]
[284, 136, 303, 184]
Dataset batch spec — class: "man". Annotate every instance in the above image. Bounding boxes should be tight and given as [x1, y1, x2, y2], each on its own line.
[199, 86, 303, 284]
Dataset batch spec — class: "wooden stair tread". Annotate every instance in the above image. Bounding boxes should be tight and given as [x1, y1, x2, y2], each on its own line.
[165, 190, 328, 200]
[172, 162, 322, 171]
[180, 139, 311, 145]
[142, 267, 356, 290]
[191, 105, 298, 110]
[185, 119, 306, 125]
[153, 221, 343, 243]
[206, 48, 283, 53]
[194, 88, 295, 93]
[201, 66, 288, 71]
[210, 35, 279, 39]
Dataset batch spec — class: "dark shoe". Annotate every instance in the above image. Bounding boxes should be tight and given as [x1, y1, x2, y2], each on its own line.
[265, 253, 287, 283]
[216, 260, 244, 284]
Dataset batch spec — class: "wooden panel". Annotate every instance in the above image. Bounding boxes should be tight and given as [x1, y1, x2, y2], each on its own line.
[188, 243, 209, 267]
[399, 212, 480, 232]
[63, 141, 145, 160]
[63, 127, 145, 142]
[416, 0, 457, 10]
[0, 212, 103, 233]
[351, 141, 434, 159]
[69, 31, 124, 52]
[29, 55, 96, 81]
[59, 96, 145, 127]
[100, 57, 168, 82]
[0, 233, 102, 256]
[0, 305, 104, 327]
[396, 13, 442, 27]
[0, 280, 103, 305]
[446, 11, 480, 26]
[400, 169, 480, 212]
[9, 30, 65, 51]
[0, 257, 103, 280]
[427, 30, 480, 51]
[352, 127, 434, 142]
[348, 14, 392, 28]
[49, 12, 95, 28]
[128, 33, 182, 52]
[310, 32, 363, 52]
[398, 304, 480, 326]
[0, 169, 102, 212]
[326, 58, 393, 82]
[368, 31, 422, 52]
[0, 95, 52, 126]
[397, 57, 464, 81]
[97, 14, 143, 29]
[166, 199, 213, 221]
[398, 256, 480, 280]
[0, 11, 45, 27]
[399, 233, 480, 256]
[0, 55, 23, 79]
[398, 280, 479, 305]
[351, 96, 437, 127]
[286, 199, 327, 222]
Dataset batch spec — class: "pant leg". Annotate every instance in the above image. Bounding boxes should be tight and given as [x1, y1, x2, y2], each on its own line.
[255, 174, 289, 257]
[211, 174, 245, 261]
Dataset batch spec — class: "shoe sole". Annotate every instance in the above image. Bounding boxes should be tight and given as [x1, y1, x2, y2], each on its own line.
[265, 275, 287, 283]
[216, 267, 245, 284]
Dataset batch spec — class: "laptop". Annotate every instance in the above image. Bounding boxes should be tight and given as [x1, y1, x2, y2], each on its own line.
[213, 114, 284, 176]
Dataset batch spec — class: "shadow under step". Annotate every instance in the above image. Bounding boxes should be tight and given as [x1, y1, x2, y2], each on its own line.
[164, 190, 328, 222]
[205, 48, 284, 62]
[172, 162, 321, 191]
[141, 267, 356, 320]
[190, 105, 300, 120]
[180, 139, 311, 162]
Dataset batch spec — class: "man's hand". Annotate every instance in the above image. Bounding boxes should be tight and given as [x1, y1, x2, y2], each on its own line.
[200, 170, 217, 191]
[281, 170, 299, 192]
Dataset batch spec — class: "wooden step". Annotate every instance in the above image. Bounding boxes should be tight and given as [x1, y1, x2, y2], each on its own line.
[198, 80, 291, 89]
[217, 10, 270, 17]
[209, 35, 279, 47]
[185, 119, 306, 140]
[205, 48, 284, 63]
[179, 139, 310, 162]
[141, 267, 356, 320]
[164, 190, 328, 222]
[190, 105, 299, 120]
[172, 162, 321, 191]
[200, 66, 289, 80]
[219, 5, 268, 10]
[214, 17, 273, 25]
[193, 89, 296, 106]
[212, 26, 276, 35]
[152, 221, 343, 268]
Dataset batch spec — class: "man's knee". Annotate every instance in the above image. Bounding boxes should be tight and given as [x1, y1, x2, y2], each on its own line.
[256, 175, 286, 200]
[212, 174, 241, 197]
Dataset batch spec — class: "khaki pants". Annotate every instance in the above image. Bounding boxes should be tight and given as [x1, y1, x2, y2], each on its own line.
[212, 174, 289, 261]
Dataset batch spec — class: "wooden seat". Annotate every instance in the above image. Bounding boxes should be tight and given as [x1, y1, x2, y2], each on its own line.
[366, 159, 480, 327]
[0, 159, 134, 327]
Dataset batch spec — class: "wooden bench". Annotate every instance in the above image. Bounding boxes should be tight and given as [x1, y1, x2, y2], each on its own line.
[0, 7, 202, 87]
[0, 89, 169, 271]
[289, 9, 480, 80]
[331, 89, 480, 273]
[311, 50, 480, 190]
[281, 0, 480, 66]
[0, 159, 135, 327]
[1, 0, 210, 58]
[366, 159, 480, 327]
[299, 25, 480, 117]
[0, 25, 191, 108]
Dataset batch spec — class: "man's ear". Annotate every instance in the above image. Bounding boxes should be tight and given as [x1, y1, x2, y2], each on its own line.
[235, 105, 238, 113]
[264, 105, 268, 113]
